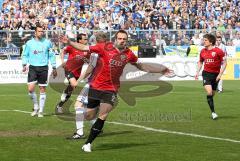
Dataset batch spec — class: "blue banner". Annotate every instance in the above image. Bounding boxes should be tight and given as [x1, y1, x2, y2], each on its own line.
[0, 47, 20, 56]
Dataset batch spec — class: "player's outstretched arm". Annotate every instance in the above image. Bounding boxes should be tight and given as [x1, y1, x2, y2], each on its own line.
[60, 48, 67, 68]
[51, 68, 57, 79]
[60, 35, 89, 51]
[132, 62, 173, 75]
[79, 64, 94, 81]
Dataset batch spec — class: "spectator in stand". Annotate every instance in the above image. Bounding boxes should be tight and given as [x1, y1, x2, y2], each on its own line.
[0, 0, 239, 47]
[232, 31, 240, 47]
[1, 0, 239, 31]
[192, 33, 202, 46]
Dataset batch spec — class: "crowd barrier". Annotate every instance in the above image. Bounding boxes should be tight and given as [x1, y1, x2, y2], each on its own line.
[1, 55, 239, 84]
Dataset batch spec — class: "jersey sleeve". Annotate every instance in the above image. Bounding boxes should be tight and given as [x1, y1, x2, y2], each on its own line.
[48, 41, 56, 68]
[89, 44, 103, 56]
[128, 50, 138, 63]
[64, 46, 72, 53]
[22, 41, 30, 65]
[218, 49, 226, 61]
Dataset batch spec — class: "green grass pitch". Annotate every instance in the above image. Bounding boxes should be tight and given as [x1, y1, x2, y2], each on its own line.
[0, 81, 239, 161]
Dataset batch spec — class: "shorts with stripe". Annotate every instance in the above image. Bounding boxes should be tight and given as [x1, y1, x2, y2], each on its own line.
[28, 65, 48, 86]
[87, 88, 118, 108]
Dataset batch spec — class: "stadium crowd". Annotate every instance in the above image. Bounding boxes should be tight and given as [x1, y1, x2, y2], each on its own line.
[0, 0, 240, 48]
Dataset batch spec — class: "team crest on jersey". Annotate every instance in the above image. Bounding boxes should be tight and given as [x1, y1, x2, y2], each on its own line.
[120, 54, 126, 61]
[33, 50, 42, 54]
[211, 52, 216, 57]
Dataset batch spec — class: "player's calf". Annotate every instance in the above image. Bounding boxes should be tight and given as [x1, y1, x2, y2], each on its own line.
[83, 118, 105, 152]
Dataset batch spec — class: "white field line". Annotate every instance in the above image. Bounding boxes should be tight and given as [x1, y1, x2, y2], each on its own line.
[0, 94, 27, 96]
[0, 110, 31, 114]
[107, 121, 240, 144]
[13, 110, 32, 114]
[1, 109, 239, 144]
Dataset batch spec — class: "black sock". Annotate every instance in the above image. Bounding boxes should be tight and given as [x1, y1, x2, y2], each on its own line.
[64, 85, 74, 95]
[207, 95, 215, 113]
[85, 118, 105, 144]
[58, 94, 71, 107]
[58, 85, 73, 107]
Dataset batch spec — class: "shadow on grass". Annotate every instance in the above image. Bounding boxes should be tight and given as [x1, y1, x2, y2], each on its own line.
[98, 130, 133, 138]
[217, 115, 238, 120]
[96, 142, 155, 151]
[64, 131, 133, 141]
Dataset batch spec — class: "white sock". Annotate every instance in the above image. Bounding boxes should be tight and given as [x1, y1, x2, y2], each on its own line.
[61, 92, 67, 102]
[39, 93, 46, 113]
[28, 92, 38, 111]
[218, 80, 223, 91]
[75, 107, 85, 135]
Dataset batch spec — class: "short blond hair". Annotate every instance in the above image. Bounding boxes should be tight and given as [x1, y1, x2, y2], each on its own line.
[96, 32, 107, 43]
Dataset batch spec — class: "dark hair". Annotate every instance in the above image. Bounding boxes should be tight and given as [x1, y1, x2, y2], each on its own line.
[114, 29, 128, 39]
[216, 35, 222, 39]
[77, 33, 87, 41]
[35, 23, 43, 31]
[203, 34, 216, 45]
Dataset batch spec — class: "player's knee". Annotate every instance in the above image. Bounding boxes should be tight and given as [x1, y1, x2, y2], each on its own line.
[39, 87, 46, 93]
[74, 101, 84, 110]
[98, 113, 109, 120]
[207, 91, 213, 96]
[28, 90, 34, 93]
[85, 113, 95, 120]
[28, 86, 35, 93]
[205, 89, 212, 96]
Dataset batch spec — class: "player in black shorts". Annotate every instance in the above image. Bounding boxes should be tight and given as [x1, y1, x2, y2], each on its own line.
[60, 30, 173, 152]
[87, 88, 118, 109]
[22, 24, 57, 117]
[55, 34, 89, 114]
[195, 34, 227, 120]
[202, 71, 219, 91]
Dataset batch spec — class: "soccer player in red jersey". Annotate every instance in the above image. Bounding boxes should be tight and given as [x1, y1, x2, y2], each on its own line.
[195, 34, 227, 120]
[56, 33, 89, 113]
[68, 32, 108, 140]
[60, 30, 173, 152]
